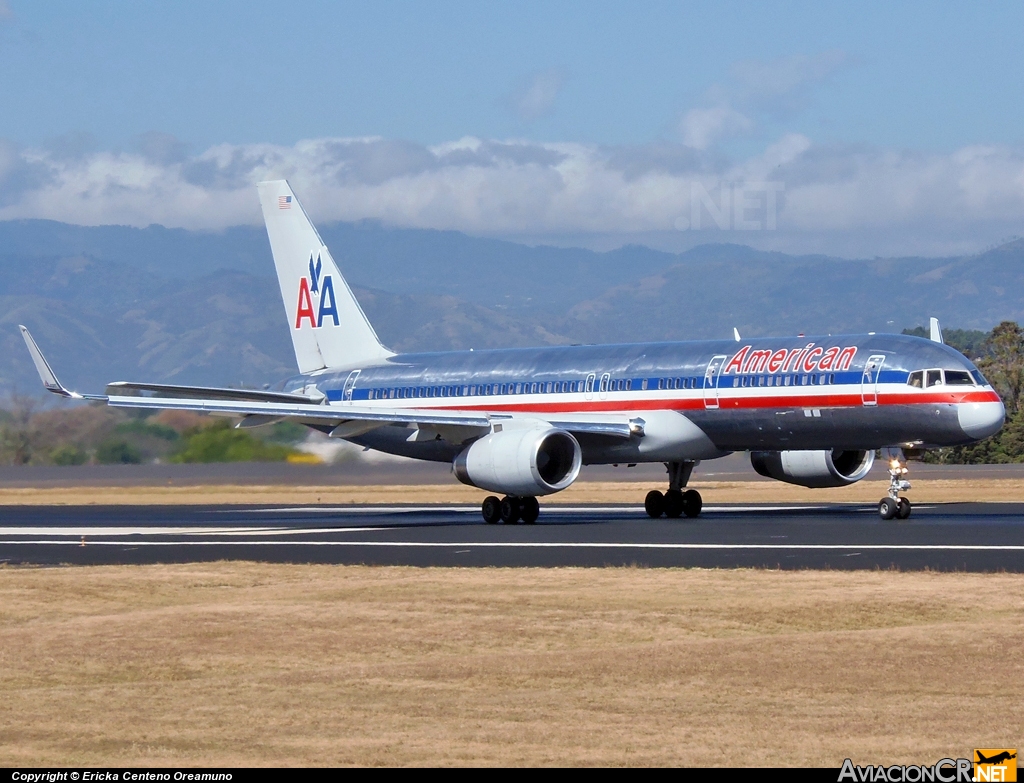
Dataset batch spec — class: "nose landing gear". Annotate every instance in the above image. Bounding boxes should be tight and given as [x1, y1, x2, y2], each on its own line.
[879, 457, 912, 520]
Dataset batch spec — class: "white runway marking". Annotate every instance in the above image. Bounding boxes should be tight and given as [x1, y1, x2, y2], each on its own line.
[0, 526, 388, 537]
[221, 504, 833, 515]
[2, 539, 1023, 551]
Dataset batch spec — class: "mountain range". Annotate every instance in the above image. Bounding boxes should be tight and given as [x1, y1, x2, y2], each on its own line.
[2, 218, 1023, 397]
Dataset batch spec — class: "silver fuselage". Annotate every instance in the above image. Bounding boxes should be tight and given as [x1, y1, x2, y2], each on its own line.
[274, 333, 1004, 463]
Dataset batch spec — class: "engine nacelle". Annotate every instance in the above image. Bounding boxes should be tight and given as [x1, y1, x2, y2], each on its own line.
[454, 426, 582, 496]
[750, 449, 875, 489]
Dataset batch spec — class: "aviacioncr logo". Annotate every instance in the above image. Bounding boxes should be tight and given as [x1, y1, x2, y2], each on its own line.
[295, 253, 339, 328]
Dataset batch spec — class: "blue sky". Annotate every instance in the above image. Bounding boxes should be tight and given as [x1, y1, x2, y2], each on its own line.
[1, 1, 1023, 256]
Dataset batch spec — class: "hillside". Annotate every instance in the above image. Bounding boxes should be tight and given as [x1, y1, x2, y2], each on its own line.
[2, 219, 1023, 396]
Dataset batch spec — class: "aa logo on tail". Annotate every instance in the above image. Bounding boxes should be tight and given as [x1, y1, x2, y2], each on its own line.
[295, 253, 339, 329]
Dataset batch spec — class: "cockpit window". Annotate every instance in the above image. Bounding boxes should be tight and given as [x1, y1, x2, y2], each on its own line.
[971, 369, 989, 386]
[925, 369, 943, 387]
[944, 370, 974, 386]
[907, 371, 923, 388]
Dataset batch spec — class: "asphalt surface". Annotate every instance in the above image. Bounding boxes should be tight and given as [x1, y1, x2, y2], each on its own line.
[2, 501, 1023, 571]
[4, 452, 1024, 487]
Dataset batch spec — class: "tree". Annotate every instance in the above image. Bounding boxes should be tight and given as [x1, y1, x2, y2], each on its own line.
[978, 321, 1024, 416]
[0, 395, 37, 465]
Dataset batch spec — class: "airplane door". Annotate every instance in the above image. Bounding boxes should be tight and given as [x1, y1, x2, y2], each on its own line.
[860, 355, 885, 406]
[599, 373, 611, 400]
[342, 369, 360, 404]
[703, 355, 728, 410]
[585, 373, 596, 401]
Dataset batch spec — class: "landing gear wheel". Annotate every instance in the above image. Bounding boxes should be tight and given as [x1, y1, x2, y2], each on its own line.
[681, 489, 702, 518]
[879, 497, 898, 520]
[520, 496, 540, 524]
[663, 489, 684, 518]
[481, 495, 501, 524]
[500, 496, 521, 524]
[645, 490, 665, 518]
[896, 497, 912, 520]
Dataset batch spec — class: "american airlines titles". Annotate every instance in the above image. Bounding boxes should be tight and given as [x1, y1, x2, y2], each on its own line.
[724, 344, 858, 375]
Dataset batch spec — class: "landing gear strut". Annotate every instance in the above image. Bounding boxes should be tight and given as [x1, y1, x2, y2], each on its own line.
[879, 456, 912, 520]
[646, 461, 702, 519]
[482, 495, 539, 524]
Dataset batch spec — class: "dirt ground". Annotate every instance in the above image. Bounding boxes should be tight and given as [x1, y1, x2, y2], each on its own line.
[1, 477, 1023, 505]
[0, 564, 1021, 766]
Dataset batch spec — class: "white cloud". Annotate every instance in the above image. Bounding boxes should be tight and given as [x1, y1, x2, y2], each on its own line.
[0, 1, 12, 21]
[679, 105, 752, 150]
[729, 50, 849, 110]
[678, 50, 851, 149]
[510, 68, 566, 121]
[1, 132, 1024, 256]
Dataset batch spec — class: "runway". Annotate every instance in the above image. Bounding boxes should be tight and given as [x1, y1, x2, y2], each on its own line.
[2, 501, 1023, 570]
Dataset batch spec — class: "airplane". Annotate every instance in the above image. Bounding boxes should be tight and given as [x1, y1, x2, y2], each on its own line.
[20, 180, 1005, 523]
[976, 751, 1017, 765]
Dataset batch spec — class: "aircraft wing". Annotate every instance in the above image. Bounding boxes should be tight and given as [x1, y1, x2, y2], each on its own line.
[20, 326, 639, 441]
[105, 381, 320, 405]
[106, 392, 637, 439]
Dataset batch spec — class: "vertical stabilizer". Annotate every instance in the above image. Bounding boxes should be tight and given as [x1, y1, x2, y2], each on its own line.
[929, 317, 944, 344]
[257, 181, 393, 373]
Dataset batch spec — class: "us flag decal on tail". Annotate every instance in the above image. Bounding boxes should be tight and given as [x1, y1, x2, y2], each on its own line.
[278, 196, 292, 209]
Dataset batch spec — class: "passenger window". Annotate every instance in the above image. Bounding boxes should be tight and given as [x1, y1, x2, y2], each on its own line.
[945, 370, 973, 386]
[926, 370, 943, 387]
[907, 371, 923, 388]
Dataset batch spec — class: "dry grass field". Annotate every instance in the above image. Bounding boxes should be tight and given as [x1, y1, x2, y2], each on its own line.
[1, 564, 1022, 766]
[3, 477, 1024, 505]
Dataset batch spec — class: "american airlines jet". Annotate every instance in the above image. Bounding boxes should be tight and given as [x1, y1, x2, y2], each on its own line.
[20, 181, 1005, 523]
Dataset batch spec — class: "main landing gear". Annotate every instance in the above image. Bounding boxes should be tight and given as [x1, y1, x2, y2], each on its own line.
[645, 460, 702, 519]
[879, 456, 912, 520]
[482, 495, 540, 524]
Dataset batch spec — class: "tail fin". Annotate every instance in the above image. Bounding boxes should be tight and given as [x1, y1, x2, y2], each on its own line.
[257, 180, 393, 373]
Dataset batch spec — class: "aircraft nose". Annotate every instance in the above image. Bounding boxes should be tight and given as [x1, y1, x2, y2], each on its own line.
[958, 400, 1005, 440]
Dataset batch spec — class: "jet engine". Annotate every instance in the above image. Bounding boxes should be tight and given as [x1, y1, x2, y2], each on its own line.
[750, 449, 875, 488]
[454, 425, 582, 496]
